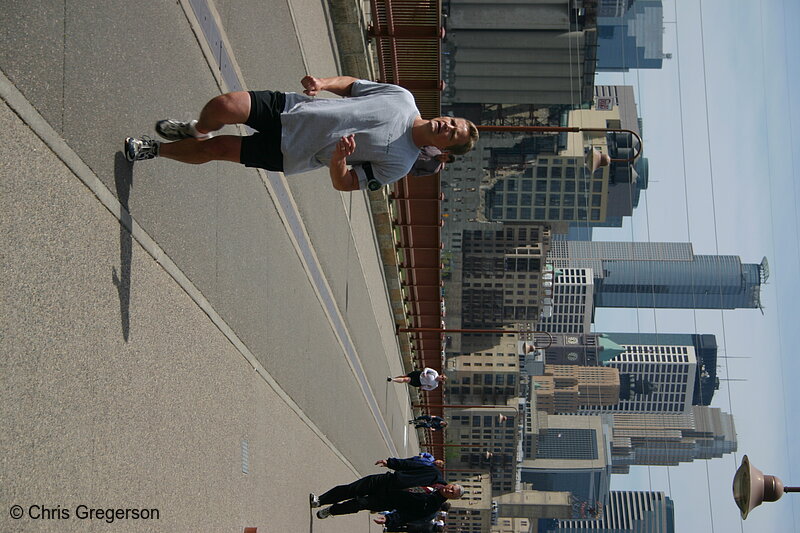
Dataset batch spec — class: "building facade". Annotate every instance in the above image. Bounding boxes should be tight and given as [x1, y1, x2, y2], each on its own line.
[448, 472, 494, 533]
[442, 0, 599, 107]
[607, 406, 737, 473]
[597, 0, 669, 72]
[580, 340, 697, 413]
[546, 241, 768, 310]
[604, 332, 719, 405]
[520, 408, 612, 509]
[460, 226, 553, 329]
[535, 267, 594, 334]
[532, 364, 620, 414]
[546, 490, 675, 532]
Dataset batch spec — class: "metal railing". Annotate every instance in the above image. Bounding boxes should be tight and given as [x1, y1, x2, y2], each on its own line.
[369, 0, 446, 459]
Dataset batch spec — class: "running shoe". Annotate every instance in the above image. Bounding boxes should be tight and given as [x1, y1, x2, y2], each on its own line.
[155, 119, 205, 141]
[309, 493, 320, 508]
[124, 136, 160, 161]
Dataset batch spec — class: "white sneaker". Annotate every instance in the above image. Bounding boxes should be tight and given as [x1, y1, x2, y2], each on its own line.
[124, 136, 160, 161]
[309, 493, 320, 508]
[155, 119, 212, 141]
[316, 507, 332, 519]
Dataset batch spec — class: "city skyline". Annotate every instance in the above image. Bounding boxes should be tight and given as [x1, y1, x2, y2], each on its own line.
[593, 0, 799, 531]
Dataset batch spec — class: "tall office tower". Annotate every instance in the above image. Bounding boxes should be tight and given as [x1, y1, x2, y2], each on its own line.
[446, 402, 521, 495]
[493, 488, 572, 523]
[542, 491, 675, 532]
[446, 343, 523, 495]
[584, 85, 649, 230]
[607, 406, 737, 473]
[580, 339, 697, 413]
[597, 0, 670, 72]
[536, 267, 594, 334]
[483, 104, 642, 229]
[447, 472, 494, 533]
[460, 226, 552, 330]
[533, 364, 620, 414]
[604, 333, 718, 405]
[520, 406, 612, 509]
[547, 241, 768, 309]
[442, 0, 599, 108]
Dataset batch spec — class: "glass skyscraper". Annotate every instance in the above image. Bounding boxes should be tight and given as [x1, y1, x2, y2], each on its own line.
[542, 491, 675, 532]
[547, 241, 768, 310]
[597, 0, 669, 72]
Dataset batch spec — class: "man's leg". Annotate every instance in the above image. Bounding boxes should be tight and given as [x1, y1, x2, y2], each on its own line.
[318, 473, 391, 505]
[194, 92, 251, 135]
[159, 135, 242, 164]
[328, 498, 370, 516]
[154, 91, 250, 164]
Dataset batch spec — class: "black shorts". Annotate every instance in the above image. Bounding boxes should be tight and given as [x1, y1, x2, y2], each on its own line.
[240, 90, 286, 171]
[406, 370, 422, 388]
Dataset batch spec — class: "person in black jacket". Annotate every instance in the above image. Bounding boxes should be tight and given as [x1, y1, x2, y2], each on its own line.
[310, 457, 461, 520]
[316, 482, 462, 520]
[409, 414, 448, 431]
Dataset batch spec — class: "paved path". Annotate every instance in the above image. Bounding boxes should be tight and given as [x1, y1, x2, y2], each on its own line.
[0, 1, 416, 531]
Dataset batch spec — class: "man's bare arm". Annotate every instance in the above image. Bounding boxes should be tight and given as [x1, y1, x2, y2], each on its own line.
[329, 135, 361, 191]
[301, 75, 359, 97]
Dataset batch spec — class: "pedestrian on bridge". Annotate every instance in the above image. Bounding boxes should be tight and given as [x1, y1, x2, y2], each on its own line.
[389, 367, 446, 391]
[309, 456, 460, 519]
[408, 452, 445, 469]
[125, 76, 478, 192]
[409, 414, 447, 431]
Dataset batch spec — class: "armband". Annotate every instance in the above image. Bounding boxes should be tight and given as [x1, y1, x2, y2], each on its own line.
[364, 163, 383, 191]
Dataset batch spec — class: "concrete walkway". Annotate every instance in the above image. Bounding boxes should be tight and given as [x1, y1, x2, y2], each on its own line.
[0, 1, 415, 531]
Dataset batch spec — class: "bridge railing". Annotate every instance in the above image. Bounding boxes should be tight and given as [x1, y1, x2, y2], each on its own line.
[368, 0, 446, 460]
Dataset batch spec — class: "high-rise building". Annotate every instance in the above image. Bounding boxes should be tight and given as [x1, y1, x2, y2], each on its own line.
[520, 405, 612, 508]
[603, 333, 719, 405]
[493, 516, 534, 533]
[447, 343, 522, 405]
[442, 0, 599, 107]
[483, 103, 642, 228]
[532, 364, 620, 414]
[597, 0, 670, 72]
[536, 267, 594, 334]
[584, 85, 649, 229]
[580, 338, 697, 413]
[547, 241, 768, 310]
[445, 401, 522, 496]
[543, 491, 675, 532]
[448, 472, 494, 533]
[460, 226, 553, 329]
[606, 406, 737, 473]
[493, 488, 572, 523]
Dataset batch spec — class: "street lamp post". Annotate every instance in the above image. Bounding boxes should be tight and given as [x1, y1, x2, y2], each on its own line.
[412, 404, 518, 412]
[474, 125, 643, 166]
[733, 455, 799, 519]
[397, 326, 554, 349]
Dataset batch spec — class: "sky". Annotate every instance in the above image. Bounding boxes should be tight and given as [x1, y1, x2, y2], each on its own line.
[590, 0, 800, 531]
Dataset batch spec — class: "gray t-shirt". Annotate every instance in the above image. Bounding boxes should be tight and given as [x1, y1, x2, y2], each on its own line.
[280, 80, 421, 189]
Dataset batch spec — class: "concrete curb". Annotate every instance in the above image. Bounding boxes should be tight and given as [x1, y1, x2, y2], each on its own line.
[326, 0, 376, 79]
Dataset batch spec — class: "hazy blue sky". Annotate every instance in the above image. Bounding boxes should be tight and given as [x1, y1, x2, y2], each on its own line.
[591, 0, 799, 531]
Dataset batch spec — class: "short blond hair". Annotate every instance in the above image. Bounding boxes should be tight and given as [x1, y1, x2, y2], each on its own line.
[446, 120, 479, 155]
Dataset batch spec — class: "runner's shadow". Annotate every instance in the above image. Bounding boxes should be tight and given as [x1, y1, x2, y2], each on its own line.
[112, 152, 133, 342]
